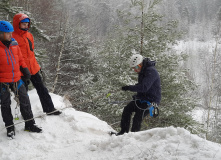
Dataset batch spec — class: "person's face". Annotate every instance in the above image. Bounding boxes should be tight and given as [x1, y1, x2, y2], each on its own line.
[132, 64, 142, 73]
[0, 32, 12, 41]
[20, 22, 29, 29]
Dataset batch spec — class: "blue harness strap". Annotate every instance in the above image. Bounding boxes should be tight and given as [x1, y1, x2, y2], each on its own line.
[139, 100, 152, 105]
[17, 79, 24, 90]
[138, 99, 159, 117]
[149, 106, 155, 117]
[0, 80, 24, 97]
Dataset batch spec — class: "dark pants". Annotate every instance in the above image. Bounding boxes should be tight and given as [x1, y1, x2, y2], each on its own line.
[25, 72, 55, 113]
[120, 100, 149, 133]
[0, 81, 35, 127]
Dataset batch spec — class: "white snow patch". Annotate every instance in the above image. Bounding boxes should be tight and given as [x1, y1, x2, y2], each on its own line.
[0, 89, 221, 160]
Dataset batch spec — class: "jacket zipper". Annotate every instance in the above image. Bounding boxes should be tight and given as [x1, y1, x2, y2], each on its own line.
[5, 48, 17, 82]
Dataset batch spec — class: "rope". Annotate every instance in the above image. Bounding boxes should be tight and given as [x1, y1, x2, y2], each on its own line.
[2, 83, 10, 92]
[13, 82, 20, 120]
[108, 99, 156, 128]
[1, 82, 22, 121]
[108, 100, 131, 104]
[134, 99, 152, 120]
[109, 121, 121, 126]
[3, 90, 120, 130]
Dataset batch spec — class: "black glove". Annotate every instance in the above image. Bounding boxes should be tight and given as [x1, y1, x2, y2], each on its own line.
[122, 86, 130, 91]
[132, 95, 137, 100]
[21, 76, 30, 91]
[20, 67, 31, 80]
[21, 77, 30, 85]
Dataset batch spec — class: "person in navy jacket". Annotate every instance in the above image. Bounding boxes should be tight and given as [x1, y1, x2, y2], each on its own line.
[117, 54, 161, 135]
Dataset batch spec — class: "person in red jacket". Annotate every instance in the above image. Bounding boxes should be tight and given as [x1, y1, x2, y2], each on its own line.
[12, 13, 61, 115]
[0, 21, 42, 138]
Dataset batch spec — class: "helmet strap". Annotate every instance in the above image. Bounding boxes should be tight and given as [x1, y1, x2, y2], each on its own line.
[3, 32, 5, 41]
[137, 64, 142, 70]
[0, 32, 3, 41]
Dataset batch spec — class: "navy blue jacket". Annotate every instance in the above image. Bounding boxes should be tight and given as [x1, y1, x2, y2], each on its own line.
[128, 58, 161, 104]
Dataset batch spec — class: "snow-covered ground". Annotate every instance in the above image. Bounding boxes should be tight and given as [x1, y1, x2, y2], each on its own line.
[1, 90, 221, 160]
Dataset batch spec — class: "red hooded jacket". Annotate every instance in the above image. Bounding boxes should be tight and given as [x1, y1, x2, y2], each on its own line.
[0, 39, 27, 82]
[12, 13, 40, 75]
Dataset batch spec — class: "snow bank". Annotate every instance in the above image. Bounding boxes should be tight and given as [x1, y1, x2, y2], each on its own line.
[92, 127, 221, 160]
[0, 90, 221, 160]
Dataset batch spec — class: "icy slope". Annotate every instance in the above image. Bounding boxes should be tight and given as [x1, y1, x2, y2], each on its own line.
[0, 89, 221, 160]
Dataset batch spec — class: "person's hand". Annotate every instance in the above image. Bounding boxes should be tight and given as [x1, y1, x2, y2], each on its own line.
[20, 67, 31, 80]
[21, 76, 30, 86]
[24, 79, 30, 86]
[122, 86, 130, 91]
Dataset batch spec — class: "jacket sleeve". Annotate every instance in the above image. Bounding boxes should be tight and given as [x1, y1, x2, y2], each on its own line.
[30, 33, 35, 51]
[128, 68, 159, 93]
[18, 46, 27, 68]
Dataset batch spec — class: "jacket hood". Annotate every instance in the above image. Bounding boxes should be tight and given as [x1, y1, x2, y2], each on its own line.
[13, 13, 30, 35]
[139, 58, 156, 74]
[143, 58, 156, 67]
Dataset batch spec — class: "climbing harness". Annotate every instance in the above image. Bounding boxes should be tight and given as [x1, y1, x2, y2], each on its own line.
[0, 81, 24, 121]
[107, 91, 159, 119]
[149, 102, 159, 118]
[135, 99, 159, 119]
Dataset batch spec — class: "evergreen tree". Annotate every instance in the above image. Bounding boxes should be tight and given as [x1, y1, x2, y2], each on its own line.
[53, 23, 95, 105]
[0, 0, 51, 78]
[205, 6, 221, 142]
[0, 0, 23, 20]
[85, 0, 198, 132]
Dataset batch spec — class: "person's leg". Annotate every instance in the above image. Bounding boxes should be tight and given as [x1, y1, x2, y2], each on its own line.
[17, 83, 35, 127]
[0, 84, 15, 138]
[21, 76, 29, 91]
[131, 102, 149, 132]
[17, 83, 42, 132]
[30, 72, 55, 113]
[119, 101, 136, 135]
[0, 85, 13, 127]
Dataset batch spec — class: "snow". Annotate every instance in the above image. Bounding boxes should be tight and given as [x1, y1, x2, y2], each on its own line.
[1, 90, 221, 160]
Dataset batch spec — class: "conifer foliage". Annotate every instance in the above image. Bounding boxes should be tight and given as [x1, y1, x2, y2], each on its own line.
[85, 0, 198, 131]
[0, 0, 199, 133]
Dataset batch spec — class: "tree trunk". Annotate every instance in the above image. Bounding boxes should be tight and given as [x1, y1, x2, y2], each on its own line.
[52, 12, 69, 93]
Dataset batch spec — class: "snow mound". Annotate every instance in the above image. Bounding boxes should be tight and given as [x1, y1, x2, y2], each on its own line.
[0, 89, 221, 160]
[93, 127, 221, 160]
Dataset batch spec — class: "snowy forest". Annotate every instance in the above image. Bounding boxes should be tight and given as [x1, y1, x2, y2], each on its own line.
[0, 0, 221, 144]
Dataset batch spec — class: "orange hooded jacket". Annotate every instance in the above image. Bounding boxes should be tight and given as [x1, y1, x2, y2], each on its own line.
[12, 13, 40, 75]
[0, 39, 27, 82]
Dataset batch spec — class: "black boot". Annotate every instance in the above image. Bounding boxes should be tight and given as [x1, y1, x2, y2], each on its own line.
[116, 131, 125, 136]
[24, 124, 42, 133]
[47, 109, 62, 115]
[109, 131, 125, 136]
[7, 126, 15, 138]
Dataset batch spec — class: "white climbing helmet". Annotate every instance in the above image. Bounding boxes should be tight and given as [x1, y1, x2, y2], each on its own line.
[129, 54, 143, 68]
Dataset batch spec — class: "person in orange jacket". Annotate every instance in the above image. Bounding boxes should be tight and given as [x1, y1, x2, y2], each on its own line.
[12, 13, 61, 115]
[0, 21, 42, 138]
